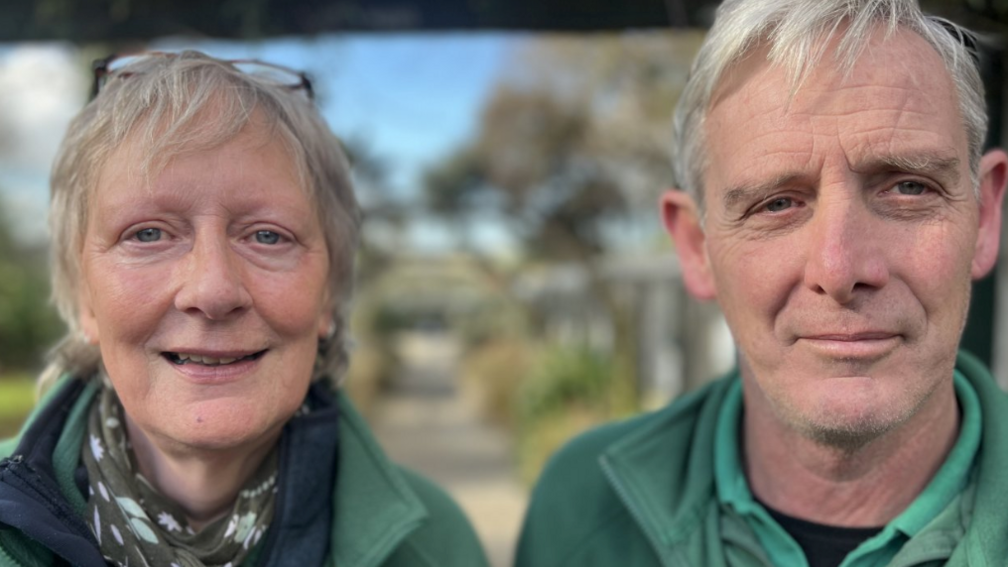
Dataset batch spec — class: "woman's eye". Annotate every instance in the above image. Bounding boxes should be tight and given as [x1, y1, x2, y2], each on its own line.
[894, 180, 927, 196]
[765, 197, 793, 213]
[255, 230, 281, 245]
[134, 228, 162, 242]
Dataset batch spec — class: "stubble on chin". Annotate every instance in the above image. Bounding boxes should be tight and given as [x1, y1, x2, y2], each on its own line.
[788, 408, 901, 454]
[742, 356, 931, 455]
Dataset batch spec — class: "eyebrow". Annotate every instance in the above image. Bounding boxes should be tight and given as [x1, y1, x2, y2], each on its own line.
[856, 154, 961, 184]
[722, 173, 806, 210]
[720, 153, 962, 210]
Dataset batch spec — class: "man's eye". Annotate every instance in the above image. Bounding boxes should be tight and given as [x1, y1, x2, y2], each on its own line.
[134, 228, 162, 242]
[894, 180, 927, 196]
[765, 197, 793, 213]
[255, 230, 281, 245]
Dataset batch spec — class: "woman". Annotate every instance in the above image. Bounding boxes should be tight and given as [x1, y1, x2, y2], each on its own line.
[0, 51, 488, 567]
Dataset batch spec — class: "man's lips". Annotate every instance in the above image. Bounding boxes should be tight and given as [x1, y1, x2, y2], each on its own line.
[801, 332, 899, 341]
[796, 332, 901, 359]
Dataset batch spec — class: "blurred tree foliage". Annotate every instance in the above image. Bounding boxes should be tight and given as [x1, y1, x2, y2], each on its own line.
[426, 32, 705, 254]
[0, 205, 63, 374]
[424, 32, 704, 403]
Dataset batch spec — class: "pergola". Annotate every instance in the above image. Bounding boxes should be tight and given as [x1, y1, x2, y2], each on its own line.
[0, 0, 1004, 38]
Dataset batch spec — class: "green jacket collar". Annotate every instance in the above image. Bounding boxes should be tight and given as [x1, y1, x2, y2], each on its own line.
[953, 351, 1008, 565]
[2, 377, 430, 567]
[330, 391, 429, 567]
[599, 351, 1008, 565]
[599, 377, 729, 553]
[714, 367, 982, 567]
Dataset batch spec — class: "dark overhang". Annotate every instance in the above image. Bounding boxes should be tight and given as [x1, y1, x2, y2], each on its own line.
[0, 0, 1003, 42]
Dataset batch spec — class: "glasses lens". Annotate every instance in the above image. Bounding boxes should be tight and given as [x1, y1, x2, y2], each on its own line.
[105, 54, 164, 74]
[232, 61, 304, 88]
[93, 54, 312, 100]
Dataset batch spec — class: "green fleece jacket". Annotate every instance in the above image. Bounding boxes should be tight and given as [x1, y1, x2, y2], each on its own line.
[0, 378, 488, 567]
[516, 352, 1008, 567]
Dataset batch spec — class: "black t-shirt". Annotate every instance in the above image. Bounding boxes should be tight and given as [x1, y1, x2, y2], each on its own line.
[759, 500, 884, 567]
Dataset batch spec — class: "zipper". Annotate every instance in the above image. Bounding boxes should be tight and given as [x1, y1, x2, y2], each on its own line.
[2, 456, 81, 530]
[0, 454, 24, 469]
[0, 455, 29, 566]
[0, 453, 98, 556]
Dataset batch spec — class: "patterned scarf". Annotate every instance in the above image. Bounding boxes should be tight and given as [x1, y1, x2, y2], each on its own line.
[81, 384, 280, 567]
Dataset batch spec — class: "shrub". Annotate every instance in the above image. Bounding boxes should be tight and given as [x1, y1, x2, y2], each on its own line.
[515, 344, 625, 485]
[460, 337, 535, 429]
[0, 374, 36, 438]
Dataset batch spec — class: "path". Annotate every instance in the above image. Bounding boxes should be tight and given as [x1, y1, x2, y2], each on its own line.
[371, 332, 527, 567]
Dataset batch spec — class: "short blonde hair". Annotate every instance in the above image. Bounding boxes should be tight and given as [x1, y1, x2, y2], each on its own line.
[44, 51, 360, 390]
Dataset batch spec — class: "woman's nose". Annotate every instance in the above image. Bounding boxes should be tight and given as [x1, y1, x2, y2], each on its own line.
[173, 235, 252, 320]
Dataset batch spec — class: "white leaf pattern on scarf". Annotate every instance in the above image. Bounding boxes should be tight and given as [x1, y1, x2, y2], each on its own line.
[82, 382, 282, 567]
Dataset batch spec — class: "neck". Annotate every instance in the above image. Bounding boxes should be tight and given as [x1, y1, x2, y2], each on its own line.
[743, 380, 959, 527]
[124, 416, 281, 531]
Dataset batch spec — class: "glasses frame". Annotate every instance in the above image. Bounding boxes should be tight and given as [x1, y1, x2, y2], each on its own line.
[91, 52, 315, 101]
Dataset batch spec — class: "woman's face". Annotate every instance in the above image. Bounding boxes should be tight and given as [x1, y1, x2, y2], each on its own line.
[79, 117, 333, 453]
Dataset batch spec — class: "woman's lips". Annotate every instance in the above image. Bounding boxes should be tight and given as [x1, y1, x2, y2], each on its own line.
[161, 350, 268, 382]
[165, 350, 266, 366]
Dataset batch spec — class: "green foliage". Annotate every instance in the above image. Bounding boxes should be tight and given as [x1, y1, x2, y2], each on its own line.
[0, 210, 64, 373]
[460, 337, 534, 428]
[518, 344, 613, 423]
[0, 375, 36, 438]
[423, 33, 705, 262]
[424, 85, 622, 260]
[515, 344, 628, 484]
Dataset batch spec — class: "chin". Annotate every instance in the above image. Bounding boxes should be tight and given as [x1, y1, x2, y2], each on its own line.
[153, 397, 293, 453]
[795, 412, 901, 451]
[788, 387, 914, 451]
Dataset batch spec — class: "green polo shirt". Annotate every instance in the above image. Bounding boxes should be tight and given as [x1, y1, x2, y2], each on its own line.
[715, 372, 981, 567]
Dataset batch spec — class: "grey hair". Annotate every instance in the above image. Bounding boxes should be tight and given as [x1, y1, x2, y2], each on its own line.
[43, 51, 360, 391]
[672, 0, 988, 211]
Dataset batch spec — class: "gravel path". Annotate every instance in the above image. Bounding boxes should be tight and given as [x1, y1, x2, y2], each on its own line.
[371, 333, 527, 567]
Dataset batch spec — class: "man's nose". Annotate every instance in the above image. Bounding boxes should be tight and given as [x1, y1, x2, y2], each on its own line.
[174, 235, 252, 319]
[803, 193, 889, 304]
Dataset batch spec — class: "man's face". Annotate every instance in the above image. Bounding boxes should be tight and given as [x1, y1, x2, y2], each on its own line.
[666, 29, 1006, 443]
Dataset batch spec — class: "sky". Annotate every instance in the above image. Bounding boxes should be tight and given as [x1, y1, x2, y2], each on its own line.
[0, 33, 518, 249]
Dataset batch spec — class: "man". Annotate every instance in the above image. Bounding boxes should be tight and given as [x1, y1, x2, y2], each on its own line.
[515, 1, 1008, 566]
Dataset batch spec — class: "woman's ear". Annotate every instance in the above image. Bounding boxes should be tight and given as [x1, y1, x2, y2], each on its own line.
[972, 148, 1008, 279]
[661, 189, 716, 300]
[318, 310, 336, 341]
[78, 281, 100, 344]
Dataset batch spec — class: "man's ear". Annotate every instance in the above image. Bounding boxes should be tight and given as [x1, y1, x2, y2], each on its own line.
[661, 189, 716, 300]
[972, 149, 1008, 279]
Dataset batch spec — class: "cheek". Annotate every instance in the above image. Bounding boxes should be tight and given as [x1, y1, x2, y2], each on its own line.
[897, 223, 976, 324]
[708, 236, 798, 328]
[253, 268, 331, 336]
[86, 262, 174, 344]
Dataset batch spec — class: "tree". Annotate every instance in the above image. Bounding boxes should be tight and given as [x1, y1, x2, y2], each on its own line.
[423, 31, 705, 405]
[0, 203, 64, 374]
